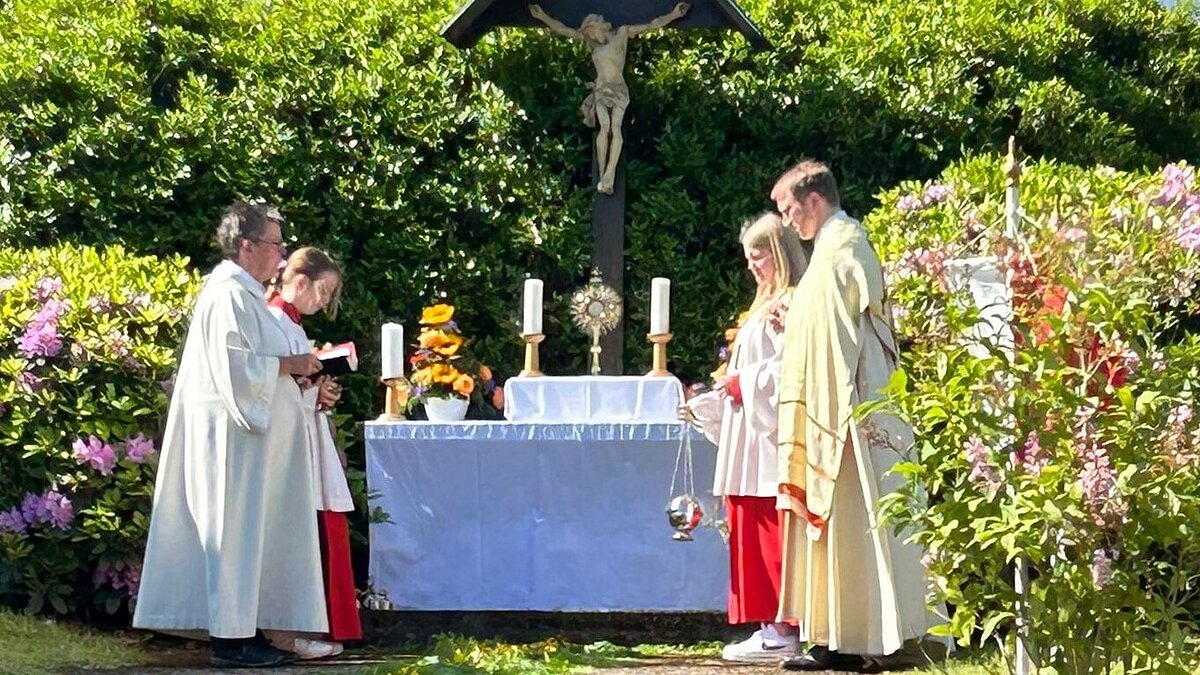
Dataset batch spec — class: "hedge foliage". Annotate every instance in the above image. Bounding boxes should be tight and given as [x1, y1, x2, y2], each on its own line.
[2, 0, 1199, 394]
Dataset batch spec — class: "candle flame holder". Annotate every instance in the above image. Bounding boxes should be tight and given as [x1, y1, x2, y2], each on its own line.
[377, 377, 411, 421]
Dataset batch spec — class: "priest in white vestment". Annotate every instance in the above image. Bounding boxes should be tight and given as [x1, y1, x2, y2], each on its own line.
[133, 202, 328, 668]
[769, 162, 935, 672]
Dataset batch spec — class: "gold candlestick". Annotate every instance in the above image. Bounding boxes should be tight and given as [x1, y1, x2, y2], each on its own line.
[376, 377, 410, 421]
[647, 332, 673, 376]
[520, 333, 545, 377]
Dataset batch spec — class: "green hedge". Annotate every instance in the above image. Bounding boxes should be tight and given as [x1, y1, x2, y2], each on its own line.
[0, 244, 200, 615]
[2, 0, 1199, 398]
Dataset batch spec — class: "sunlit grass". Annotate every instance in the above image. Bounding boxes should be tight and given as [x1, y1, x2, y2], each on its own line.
[0, 609, 150, 674]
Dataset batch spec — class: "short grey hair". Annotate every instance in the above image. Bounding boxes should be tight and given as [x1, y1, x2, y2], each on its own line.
[214, 201, 270, 260]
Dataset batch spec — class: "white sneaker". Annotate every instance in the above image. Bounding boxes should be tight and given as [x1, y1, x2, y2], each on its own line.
[292, 638, 344, 660]
[721, 626, 798, 663]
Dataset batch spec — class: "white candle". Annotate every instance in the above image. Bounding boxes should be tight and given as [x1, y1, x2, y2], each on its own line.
[381, 322, 404, 380]
[522, 278, 543, 335]
[650, 277, 670, 335]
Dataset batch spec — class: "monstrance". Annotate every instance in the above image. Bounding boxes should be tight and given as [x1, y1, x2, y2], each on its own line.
[570, 270, 623, 375]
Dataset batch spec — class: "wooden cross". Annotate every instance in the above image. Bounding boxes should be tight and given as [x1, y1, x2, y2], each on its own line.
[444, 0, 769, 373]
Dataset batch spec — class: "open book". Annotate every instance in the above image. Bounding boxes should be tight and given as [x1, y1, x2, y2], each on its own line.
[315, 341, 358, 376]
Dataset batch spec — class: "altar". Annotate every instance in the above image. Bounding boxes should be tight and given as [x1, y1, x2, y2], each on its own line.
[365, 376, 730, 612]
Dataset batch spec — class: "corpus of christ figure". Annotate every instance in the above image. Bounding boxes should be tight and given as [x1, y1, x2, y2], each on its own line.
[529, 3, 690, 195]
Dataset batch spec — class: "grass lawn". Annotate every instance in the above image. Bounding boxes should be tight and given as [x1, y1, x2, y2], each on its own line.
[364, 634, 1007, 674]
[0, 610, 152, 674]
[0, 612, 1010, 674]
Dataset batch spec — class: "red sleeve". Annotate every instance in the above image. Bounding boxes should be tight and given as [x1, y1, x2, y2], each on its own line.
[727, 373, 743, 407]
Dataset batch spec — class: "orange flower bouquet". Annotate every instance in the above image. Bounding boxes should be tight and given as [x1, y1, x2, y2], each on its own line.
[407, 303, 499, 419]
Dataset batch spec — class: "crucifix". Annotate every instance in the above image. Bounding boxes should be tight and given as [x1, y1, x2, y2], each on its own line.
[443, 1, 769, 373]
[529, 3, 690, 194]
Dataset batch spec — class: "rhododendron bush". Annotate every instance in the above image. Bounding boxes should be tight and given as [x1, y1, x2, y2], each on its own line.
[0, 245, 200, 615]
[865, 156, 1200, 672]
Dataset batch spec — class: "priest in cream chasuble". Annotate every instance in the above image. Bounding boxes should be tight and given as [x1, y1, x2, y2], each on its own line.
[771, 162, 934, 666]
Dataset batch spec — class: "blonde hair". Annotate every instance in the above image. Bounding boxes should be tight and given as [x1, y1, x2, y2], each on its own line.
[278, 246, 343, 318]
[739, 212, 808, 311]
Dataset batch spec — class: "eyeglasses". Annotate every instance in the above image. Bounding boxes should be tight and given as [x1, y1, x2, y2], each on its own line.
[245, 236, 287, 250]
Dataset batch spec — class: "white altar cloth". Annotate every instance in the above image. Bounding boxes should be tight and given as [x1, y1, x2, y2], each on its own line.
[365, 421, 727, 611]
[503, 375, 684, 423]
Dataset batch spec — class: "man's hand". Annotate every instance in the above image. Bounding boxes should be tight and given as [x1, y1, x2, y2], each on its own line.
[673, 2, 691, 17]
[529, 4, 545, 19]
[767, 294, 791, 333]
[281, 353, 321, 377]
[316, 376, 342, 409]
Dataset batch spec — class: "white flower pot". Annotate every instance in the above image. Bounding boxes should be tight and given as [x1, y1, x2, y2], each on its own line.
[425, 396, 469, 422]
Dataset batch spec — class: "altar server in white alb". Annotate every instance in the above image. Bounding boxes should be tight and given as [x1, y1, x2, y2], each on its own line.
[769, 161, 935, 672]
[685, 213, 807, 663]
[266, 246, 361, 658]
[133, 202, 328, 669]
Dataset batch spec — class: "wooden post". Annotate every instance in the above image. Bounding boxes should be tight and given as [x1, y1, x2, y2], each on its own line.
[591, 140, 625, 374]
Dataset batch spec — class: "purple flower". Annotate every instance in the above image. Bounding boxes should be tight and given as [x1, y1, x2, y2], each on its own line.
[17, 371, 44, 394]
[160, 378, 175, 395]
[87, 295, 113, 313]
[123, 564, 141, 596]
[1012, 432, 1049, 476]
[1092, 548, 1114, 589]
[123, 433, 156, 464]
[32, 299, 69, 328]
[73, 435, 117, 475]
[965, 435, 999, 487]
[412, 385, 426, 399]
[923, 183, 953, 205]
[127, 293, 151, 310]
[1077, 438, 1126, 529]
[1169, 404, 1193, 428]
[20, 492, 49, 524]
[43, 491, 73, 530]
[716, 344, 730, 363]
[106, 330, 131, 359]
[18, 322, 63, 358]
[1060, 227, 1088, 243]
[896, 194, 924, 212]
[0, 507, 27, 534]
[1155, 163, 1195, 207]
[1177, 205, 1200, 254]
[33, 276, 63, 302]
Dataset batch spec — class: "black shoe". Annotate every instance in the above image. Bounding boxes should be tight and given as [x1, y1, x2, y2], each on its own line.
[781, 645, 865, 671]
[211, 638, 297, 669]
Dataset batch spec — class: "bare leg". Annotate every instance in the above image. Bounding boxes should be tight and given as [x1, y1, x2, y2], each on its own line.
[595, 105, 613, 194]
[599, 104, 626, 193]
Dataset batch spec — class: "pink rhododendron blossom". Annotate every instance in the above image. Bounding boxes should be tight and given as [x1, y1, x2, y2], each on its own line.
[0, 507, 27, 533]
[18, 322, 63, 358]
[17, 371, 44, 394]
[123, 433, 156, 463]
[897, 194, 924, 212]
[73, 435, 117, 475]
[33, 276, 63, 302]
[1060, 227, 1088, 243]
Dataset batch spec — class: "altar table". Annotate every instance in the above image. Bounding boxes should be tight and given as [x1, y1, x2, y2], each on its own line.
[366, 421, 728, 612]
